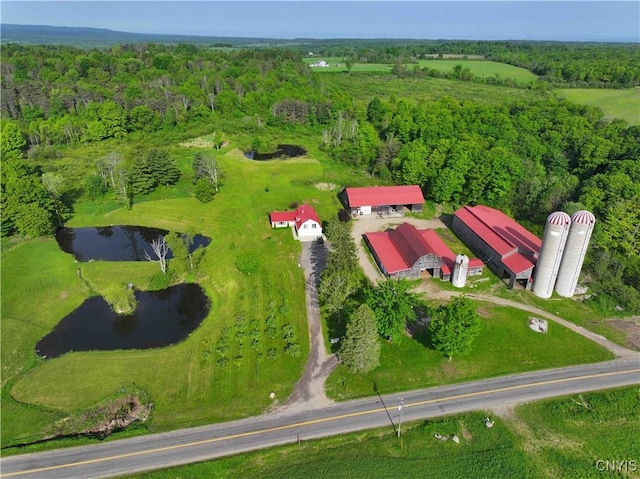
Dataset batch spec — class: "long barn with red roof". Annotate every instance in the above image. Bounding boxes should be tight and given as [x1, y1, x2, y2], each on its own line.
[340, 185, 424, 217]
[452, 205, 541, 289]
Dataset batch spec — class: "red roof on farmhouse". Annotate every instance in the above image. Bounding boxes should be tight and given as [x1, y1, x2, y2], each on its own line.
[345, 185, 424, 208]
[270, 211, 296, 223]
[293, 204, 320, 229]
[270, 204, 320, 229]
[454, 205, 541, 257]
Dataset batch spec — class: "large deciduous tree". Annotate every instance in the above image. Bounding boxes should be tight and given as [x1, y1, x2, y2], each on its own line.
[365, 278, 417, 343]
[338, 304, 380, 373]
[429, 296, 481, 361]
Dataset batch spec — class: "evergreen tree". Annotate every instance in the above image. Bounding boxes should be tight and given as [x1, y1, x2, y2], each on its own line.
[338, 304, 380, 373]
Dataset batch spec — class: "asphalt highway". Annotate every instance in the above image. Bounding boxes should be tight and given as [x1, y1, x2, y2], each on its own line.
[2, 357, 638, 479]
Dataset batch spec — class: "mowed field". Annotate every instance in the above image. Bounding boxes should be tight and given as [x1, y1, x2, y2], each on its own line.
[125, 387, 640, 479]
[556, 88, 640, 125]
[303, 58, 538, 82]
[303, 57, 392, 72]
[416, 59, 538, 83]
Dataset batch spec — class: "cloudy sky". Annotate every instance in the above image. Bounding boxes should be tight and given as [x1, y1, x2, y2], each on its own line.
[2, 1, 638, 41]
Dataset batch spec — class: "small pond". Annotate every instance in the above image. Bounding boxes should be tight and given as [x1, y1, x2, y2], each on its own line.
[55, 226, 211, 262]
[244, 144, 307, 161]
[35, 284, 210, 359]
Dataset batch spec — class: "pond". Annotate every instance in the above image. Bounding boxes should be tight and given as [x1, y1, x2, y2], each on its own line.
[244, 144, 307, 161]
[35, 284, 210, 359]
[55, 226, 211, 262]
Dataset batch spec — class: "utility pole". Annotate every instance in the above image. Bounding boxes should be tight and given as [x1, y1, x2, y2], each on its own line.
[397, 399, 404, 438]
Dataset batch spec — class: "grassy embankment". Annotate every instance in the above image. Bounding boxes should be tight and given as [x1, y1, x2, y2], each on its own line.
[124, 386, 640, 479]
[556, 88, 640, 126]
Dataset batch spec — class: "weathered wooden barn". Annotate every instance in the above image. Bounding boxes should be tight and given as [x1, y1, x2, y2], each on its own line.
[364, 222, 484, 280]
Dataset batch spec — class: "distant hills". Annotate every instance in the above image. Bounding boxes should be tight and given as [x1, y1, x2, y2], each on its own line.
[0, 24, 281, 48]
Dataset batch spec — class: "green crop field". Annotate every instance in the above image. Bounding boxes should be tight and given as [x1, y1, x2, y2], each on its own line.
[416, 59, 538, 83]
[124, 387, 639, 479]
[556, 88, 640, 125]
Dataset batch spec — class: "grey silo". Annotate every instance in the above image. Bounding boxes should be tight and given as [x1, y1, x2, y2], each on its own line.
[452, 254, 469, 288]
[555, 210, 596, 298]
[532, 212, 571, 299]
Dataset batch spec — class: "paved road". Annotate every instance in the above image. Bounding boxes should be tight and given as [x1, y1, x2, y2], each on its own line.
[2, 357, 638, 479]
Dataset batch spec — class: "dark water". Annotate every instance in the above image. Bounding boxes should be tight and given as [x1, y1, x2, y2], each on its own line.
[35, 284, 210, 359]
[55, 226, 210, 262]
[243, 144, 307, 161]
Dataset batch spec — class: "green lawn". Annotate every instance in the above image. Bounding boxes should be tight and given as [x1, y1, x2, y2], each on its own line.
[325, 304, 613, 401]
[1, 141, 345, 447]
[124, 387, 639, 479]
[556, 88, 640, 125]
[416, 59, 538, 83]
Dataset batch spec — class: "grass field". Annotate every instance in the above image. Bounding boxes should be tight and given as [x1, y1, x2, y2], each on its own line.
[325, 304, 613, 401]
[1, 139, 348, 447]
[317, 73, 541, 107]
[556, 88, 640, 125]
[416, 59, 538, 83]
[303, 57, 392, 73]
[124, 387, 639, 479]
[303, 58, 537, 82]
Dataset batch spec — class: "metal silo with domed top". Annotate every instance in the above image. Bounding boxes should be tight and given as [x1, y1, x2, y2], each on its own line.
[452, 254, 469, 288]
[532, 211, 571, 299]
[554, 210, 595, 298]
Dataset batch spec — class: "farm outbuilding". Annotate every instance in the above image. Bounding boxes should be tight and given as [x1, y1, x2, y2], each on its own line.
[269, 204, 322, 241]
[452, 205, 541, 289]
[340, 185, 424, 217]
[363, 222, 483, 281]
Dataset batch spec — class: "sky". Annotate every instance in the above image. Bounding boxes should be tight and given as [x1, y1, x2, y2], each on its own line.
[1, 1, 639, 42]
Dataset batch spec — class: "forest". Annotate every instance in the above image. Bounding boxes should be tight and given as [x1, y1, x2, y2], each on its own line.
[1, 41, 639, 313]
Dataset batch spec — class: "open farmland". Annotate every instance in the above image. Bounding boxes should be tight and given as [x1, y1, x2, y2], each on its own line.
[304, 57, 392, 72]
[556, 88, 640, 125]
[317, 73, 541, 106]
[416, 59, 538, 83]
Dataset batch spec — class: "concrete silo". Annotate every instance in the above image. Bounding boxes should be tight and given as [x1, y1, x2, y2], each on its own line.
[452, 254, 469, 288]
[555, 210, 596, 298]
[532, 212, 571, 299]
